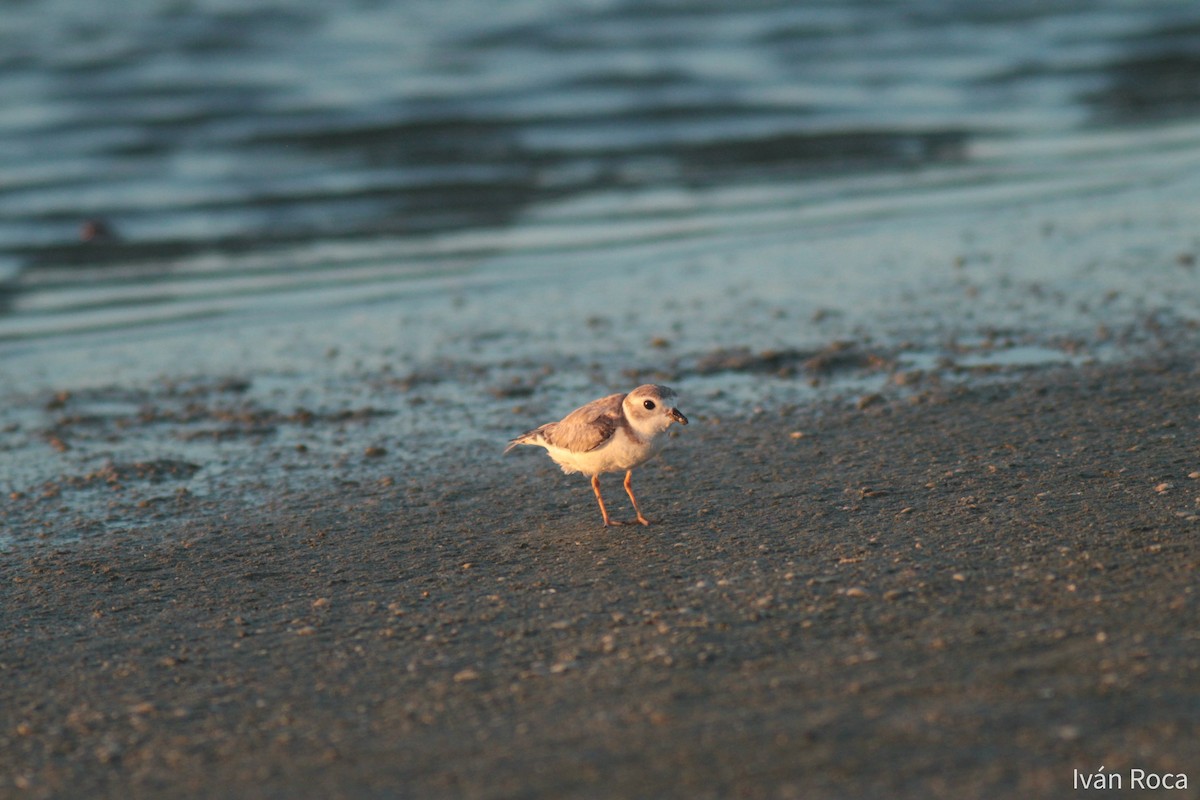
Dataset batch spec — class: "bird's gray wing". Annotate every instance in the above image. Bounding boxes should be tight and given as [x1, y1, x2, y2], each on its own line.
[546, 392, 625, 452]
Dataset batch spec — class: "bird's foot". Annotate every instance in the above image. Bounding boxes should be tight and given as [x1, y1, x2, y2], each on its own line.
[602, 517, 652, 527]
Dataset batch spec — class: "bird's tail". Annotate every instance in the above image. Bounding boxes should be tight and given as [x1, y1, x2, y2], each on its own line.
[503, 432, 533, 454]
[504, 425, 549, 454]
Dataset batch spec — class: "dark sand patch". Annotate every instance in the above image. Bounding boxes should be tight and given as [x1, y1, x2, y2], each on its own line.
[2, 359, 1198, 799]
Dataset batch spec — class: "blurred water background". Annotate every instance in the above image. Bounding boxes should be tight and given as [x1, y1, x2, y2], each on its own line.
[5, 0, 1200, 543]
[4, 0, 1200, 342]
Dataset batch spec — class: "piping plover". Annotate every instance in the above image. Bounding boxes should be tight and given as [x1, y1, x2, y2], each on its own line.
[505, 384, 689, 527]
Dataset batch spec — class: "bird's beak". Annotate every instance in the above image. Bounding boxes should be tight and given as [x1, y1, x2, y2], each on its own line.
[670, 407, 689, 425]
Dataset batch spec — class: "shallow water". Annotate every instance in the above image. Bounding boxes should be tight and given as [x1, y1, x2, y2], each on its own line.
[4, 0, 1200, 340]
[5, 0, 1200, 546]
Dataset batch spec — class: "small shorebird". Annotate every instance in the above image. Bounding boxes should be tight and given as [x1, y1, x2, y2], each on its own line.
[505, 384, 689, 527]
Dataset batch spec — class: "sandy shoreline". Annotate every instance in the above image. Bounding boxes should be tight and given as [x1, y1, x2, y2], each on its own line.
[3, 355, 1198, 799]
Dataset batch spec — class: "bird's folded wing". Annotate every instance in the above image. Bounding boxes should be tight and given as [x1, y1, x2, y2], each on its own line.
[548, 392, 625, 452]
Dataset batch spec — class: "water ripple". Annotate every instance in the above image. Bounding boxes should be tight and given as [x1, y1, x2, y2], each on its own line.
[2, 0, 1200, 340]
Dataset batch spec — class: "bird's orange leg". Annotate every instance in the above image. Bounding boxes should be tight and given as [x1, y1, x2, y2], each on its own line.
[591, 474, 615, 527]
[623, 469, 651, 526]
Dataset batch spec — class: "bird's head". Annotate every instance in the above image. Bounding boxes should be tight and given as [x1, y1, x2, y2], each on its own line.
[624, 384, 688, 437]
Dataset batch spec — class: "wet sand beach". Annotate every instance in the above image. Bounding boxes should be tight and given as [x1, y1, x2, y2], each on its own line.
[3, 355, 1198, 799]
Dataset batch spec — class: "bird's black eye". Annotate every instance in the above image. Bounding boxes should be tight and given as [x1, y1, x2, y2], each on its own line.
[643, 399, 656, 410]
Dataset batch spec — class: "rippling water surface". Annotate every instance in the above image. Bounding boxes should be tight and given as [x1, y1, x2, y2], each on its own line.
[4, 0, 1200, 340]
